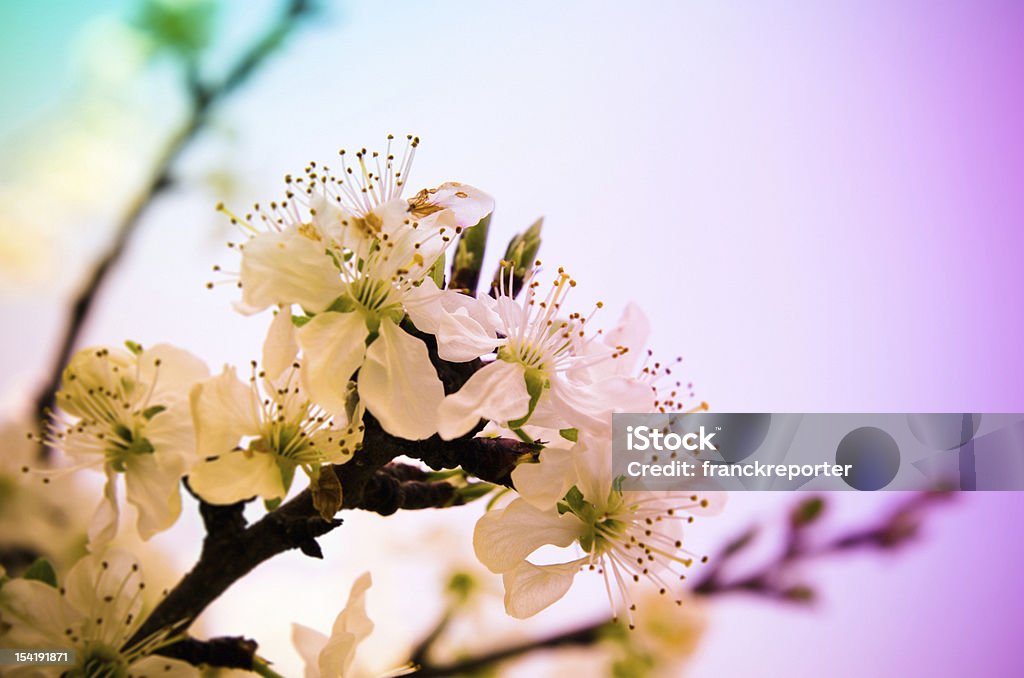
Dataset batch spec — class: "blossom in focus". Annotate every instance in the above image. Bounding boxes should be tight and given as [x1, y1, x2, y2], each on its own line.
[40, 343, 208, 546]
[292, 572, 374, 678]
[221, 137, 494, 440]
[474, 434, 723, 623]
[0, 549, 197, 677]
[187, 353, 363, 506]
[435, 268, 651, 439]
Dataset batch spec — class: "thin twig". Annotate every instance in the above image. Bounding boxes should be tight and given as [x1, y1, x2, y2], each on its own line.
[32, 0, 316, 458]
[406, 491, 953, 676]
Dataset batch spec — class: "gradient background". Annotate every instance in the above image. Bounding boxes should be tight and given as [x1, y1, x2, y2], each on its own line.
[2, 1, 1023, 675]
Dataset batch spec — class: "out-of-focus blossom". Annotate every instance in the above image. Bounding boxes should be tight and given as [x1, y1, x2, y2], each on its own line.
[40, 344, 208, 546]
[292, 572, 374, 678]
[0, 549, 197, 677]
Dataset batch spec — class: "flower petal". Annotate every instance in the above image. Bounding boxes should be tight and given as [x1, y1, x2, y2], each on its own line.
[292, 623, 329, 678]
[473, 498, 583, 573]
[319, 572, 374, 678]
[124, 453, 183, 540]
[87, 469, 120, 548]
[188, 451, 286, 504]
[297, 311, 369, 419]
[436, 308, 502, 362]
[511, 445, 578, 511]
[239, 227, 345, 314]
[437, 360, 530, 440]
[0, 579, 76, 647]
[137, 344, 210, 404]
[129, 656, 201, 677]
[502, 559, 584, 619]
[264, 306, 299, 380]
[359, 319, 444, 440]
[419, 182, 495, 229]
[65, 549, 144, 638]
[190, 367, 262, 457]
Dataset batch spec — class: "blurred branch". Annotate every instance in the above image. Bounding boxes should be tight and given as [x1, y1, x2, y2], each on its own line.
[690, 490, 954, 599]
[32, 0, 317, 459]
[405, 490, 954, 676]
[404, 621, 606, 678]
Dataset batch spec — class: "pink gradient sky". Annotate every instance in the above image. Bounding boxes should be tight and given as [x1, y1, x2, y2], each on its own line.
[2, 1, 1023, 675]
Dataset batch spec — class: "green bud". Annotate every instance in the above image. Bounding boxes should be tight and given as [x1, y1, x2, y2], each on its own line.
[790, 496, 826, 528]
[450, 214, 491, 293]
[23, 558, 58, 588]
[135, 0, 216, 62]
[491, 217, 543, 296]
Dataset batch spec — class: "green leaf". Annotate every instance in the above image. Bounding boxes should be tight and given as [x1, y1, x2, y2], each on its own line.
[559, 428, 579, 442]
[291, 314, 311, 328]
[455, 482, 496, 504]
[506, 367, 546, 429]
[251, 657, 287, 678]
[264, 497, 282, 512]
[23, 558, 58, 588]
[142, 405, 166, 420]
[563, 486, 586, 514]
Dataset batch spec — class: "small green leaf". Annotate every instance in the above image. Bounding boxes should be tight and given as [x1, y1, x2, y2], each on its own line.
[264, 497, 282, 512]
[507, 367, 546, 429]
[291, 314, 311, 328]
[141, 405, 166, 420]
[455, 482, 496, 504]
[559, 428, 579, 442]
[563, 486, 586, 514]
[23, 558, 58, 588]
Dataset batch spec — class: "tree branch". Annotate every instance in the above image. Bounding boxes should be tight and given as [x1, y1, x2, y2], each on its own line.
[156, 635, 259, 671]
[124, 417, 532, 649]
[33, 0, 317, 458]
[406, 491, 954, 676]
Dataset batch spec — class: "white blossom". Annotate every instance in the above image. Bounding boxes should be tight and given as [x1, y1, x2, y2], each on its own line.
[188, 358, 363, 506]
[292, 572, 374, 678]
[40, 344, 208, 546]
[435, 268, 651, 439]
[474, 434, 723, 624]
[219, 137, 494, 440]
[0, 549, 197, 677]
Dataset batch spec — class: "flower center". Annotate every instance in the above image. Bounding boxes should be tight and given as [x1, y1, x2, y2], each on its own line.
[68, 642, 128, 678]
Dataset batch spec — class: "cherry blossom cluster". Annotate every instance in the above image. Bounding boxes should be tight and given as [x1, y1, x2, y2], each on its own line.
[3, 137, 717, 676]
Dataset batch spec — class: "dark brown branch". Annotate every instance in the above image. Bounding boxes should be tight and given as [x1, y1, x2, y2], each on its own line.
[155, 635, 258, 671]
[32, 0, 317, 458]
[124, 418, 532, 650]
